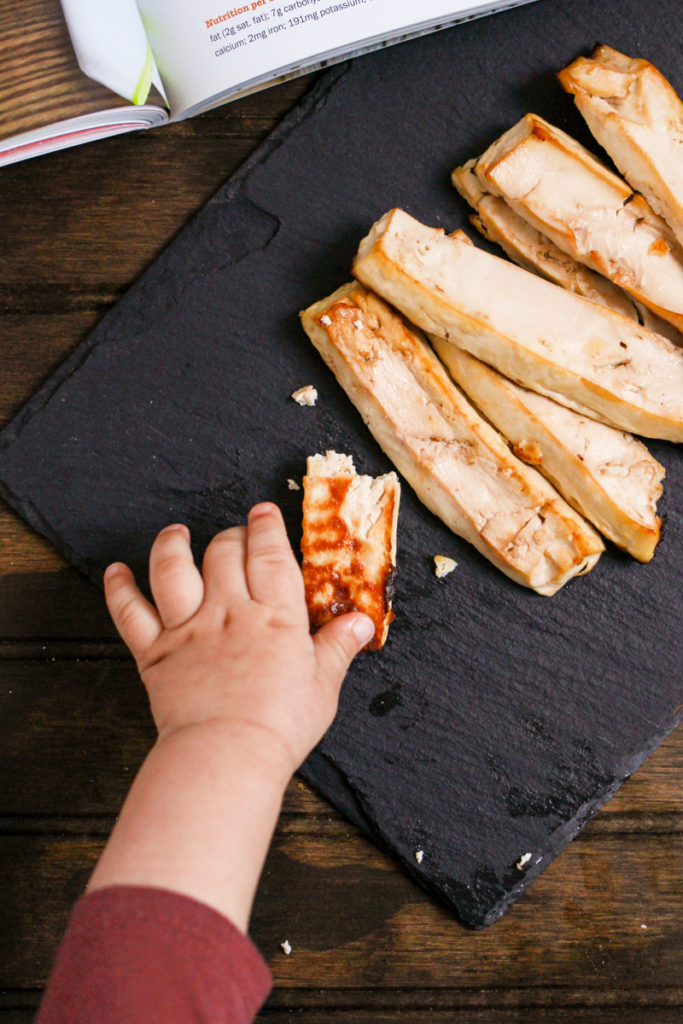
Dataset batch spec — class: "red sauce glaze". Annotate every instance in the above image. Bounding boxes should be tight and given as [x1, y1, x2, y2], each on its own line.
[301, 473, 396, 651]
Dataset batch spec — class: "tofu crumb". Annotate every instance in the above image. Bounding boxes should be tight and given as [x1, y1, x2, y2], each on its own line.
[353, 318, 364, 329]
[516, 852, 532, 870]
[320, 314, 332, 326]
[415, 849, 424, 864]
[280, 939, 292, 955]
[287, 479, 301, 491]
[434, 555, 457, 578]
[291, 385, 318, 407]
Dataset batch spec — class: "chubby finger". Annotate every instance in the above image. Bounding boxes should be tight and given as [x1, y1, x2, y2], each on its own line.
[104, 562, 162, 660]
[312, 613, 375, 702]
[149, 524, 204, 629]
[246, 503, 306, 612]
[202, 525, 249, 607]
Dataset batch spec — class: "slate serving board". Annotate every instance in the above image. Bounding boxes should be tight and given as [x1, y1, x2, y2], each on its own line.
[1, 0, 681, 928]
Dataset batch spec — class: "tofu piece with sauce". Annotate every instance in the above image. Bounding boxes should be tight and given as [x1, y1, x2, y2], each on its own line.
[301, 451, 399, 650]
[352, 208, 683, 442]
[432, 341, 665, 562]
[301, 283, 604, 597]
[470, 114, 683, 333]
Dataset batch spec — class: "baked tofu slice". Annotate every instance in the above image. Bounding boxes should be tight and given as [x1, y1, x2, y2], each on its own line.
[301, 283, 603, 597]
[301, 451, 399, 650]
[471, 113, 683, 333]
[559, 46, 683, 251]
[433, 341, 665, 562]
[352, 208, 683, 442]
[452, 160, 682, 346]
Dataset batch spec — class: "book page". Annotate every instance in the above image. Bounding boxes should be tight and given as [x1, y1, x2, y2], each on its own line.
[136, 0, 535, 119]
[0, 0, 167, 164]
[0, 0, 135, 142]
[60, 0, 165, 104]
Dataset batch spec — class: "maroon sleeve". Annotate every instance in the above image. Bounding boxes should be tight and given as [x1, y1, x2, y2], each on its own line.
[36, 886, 272, 1024]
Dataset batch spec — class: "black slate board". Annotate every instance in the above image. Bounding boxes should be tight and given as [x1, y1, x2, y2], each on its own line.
[1, 0, 681, 928]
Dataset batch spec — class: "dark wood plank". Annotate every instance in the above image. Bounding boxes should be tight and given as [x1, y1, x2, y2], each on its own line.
[254, 1010, 683, 1023]
[3, 998, 683, 1024]
[0, 567, 116, 638]
[1, 829, 680, 994]
[0, 313, 104, 425]
[1, 656, 681, 822]
[0, 80, 315, 298]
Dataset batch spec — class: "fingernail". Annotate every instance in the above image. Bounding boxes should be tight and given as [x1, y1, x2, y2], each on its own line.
[103, 563, 123, 582]
[159, 523, 190, 538]
[351, 615, 375, 645]
[249, 502, 279, 520]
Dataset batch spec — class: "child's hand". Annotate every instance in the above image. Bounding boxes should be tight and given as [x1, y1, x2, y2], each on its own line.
[92, 503, 373, 927]
[103, 503, 374, 781]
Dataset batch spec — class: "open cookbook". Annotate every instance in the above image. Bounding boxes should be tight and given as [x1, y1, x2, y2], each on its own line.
[1, 0, 539, 166]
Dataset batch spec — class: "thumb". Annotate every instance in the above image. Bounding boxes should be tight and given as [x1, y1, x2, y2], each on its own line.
[313, 613, 375, 697]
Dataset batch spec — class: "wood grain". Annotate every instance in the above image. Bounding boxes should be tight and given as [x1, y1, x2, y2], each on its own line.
[0, 57, 680, 1022]
[0, 0, 137, 141]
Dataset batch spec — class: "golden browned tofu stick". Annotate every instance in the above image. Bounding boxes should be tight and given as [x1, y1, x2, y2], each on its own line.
[559, 46, 683, 251]
[452, 159, 682, 346]
[433, 341, 665, 562]
[352, 208, 683, 442]
[301, 283, 603, 596]
[471, 113, 683, 333]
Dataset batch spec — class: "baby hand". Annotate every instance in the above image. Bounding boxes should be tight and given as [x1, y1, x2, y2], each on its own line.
[103, 503, 374, 782]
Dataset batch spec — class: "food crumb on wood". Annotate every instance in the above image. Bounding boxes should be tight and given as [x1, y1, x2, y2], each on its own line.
[291, 385, 318, 406]
[280, 939, 292, 955]
[415, 849, 424, 864]
[516, 852, 532, 869]
[434, 555, 457, 578]
[641, 923, 648, 930]
[287, 479, 301, 491]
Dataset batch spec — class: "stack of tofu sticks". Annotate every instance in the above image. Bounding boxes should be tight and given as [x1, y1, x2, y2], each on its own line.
[301, 47, 683, 597]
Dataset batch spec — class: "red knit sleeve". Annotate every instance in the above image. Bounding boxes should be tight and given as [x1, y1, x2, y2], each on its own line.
[36, 886, 272, 1024]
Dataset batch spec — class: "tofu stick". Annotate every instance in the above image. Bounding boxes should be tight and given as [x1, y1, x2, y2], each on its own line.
[302, 451, 399, 650]
[432, 340, 665, 562]
[301, 283, 603, 596]
[471, 113, 683, 333]
[452, 160, 682, 346]
[559, 46, 683, 250]
[352, 208, 683, 442]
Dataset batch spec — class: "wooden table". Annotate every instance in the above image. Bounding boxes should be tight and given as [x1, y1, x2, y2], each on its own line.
[0, 77, 681, 1024]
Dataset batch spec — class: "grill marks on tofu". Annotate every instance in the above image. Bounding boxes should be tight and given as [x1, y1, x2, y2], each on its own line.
[301, 284, 604, 596]
[301, 451, 399, 650]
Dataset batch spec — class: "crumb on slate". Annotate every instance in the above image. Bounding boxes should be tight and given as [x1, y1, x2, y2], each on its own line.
[291, 385, 318, 406]
[434, 555, 457, 578]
